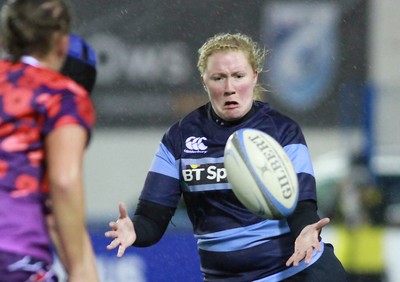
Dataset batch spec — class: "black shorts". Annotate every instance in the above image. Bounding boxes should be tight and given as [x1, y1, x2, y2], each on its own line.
[282, 244, 349, 282]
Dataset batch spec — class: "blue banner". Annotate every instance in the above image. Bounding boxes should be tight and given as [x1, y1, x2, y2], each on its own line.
[54, 229, 202, 282]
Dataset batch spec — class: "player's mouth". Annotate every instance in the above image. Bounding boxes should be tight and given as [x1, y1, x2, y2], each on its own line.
[224, 101, 239, 108]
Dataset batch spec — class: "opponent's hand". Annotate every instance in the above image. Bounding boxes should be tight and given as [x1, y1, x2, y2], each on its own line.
[105, 202, 136, 257]
[286, 217, 330, 267]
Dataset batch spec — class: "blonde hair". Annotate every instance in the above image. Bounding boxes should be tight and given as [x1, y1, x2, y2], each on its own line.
[197, 33, 267, 98]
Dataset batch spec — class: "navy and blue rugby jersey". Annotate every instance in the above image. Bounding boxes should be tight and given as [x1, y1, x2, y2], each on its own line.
[139, 101, 324, 281]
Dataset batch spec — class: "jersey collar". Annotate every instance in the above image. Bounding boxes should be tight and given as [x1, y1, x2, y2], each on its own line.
[20, 55, 43, 67]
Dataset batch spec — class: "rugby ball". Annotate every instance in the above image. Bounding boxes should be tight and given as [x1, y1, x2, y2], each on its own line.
[224, 128, 299, 219]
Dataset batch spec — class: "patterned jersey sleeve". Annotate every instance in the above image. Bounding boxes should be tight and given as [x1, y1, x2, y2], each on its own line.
[37, 78, 95, 138]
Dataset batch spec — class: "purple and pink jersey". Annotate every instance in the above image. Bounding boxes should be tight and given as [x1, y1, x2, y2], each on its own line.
[0, 60, 95, 263]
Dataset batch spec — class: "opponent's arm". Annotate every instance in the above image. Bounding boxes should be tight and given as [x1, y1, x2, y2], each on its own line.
[46, 205, 68, 272]
[46, 125, 99, 282]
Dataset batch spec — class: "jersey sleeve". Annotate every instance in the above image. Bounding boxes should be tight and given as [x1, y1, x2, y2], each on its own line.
[138, 125, 182, 208]
[278, 117, 317, 202]
[38, 86, 95, 138]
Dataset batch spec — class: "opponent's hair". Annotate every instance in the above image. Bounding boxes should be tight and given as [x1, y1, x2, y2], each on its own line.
[197, 33, 267, 98]
[0, 0, 71, 62]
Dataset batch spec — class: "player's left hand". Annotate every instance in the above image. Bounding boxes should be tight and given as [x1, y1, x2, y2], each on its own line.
[285, 217, 330, 267]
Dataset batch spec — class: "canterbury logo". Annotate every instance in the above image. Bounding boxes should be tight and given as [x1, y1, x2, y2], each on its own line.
[184, 136, 208, 153]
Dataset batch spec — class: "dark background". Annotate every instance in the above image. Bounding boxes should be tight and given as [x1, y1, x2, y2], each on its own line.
[64, 0, 368, 128]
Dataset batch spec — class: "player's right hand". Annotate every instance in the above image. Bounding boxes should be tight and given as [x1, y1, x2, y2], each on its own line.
[105, 202, 136, 257]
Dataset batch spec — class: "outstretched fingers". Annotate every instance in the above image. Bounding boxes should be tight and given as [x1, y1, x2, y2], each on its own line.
[106, 238, 121, 250]
[304, 247, 314, 264]
[108, 221, 118, 231]
[119, 202, 128, 219]
[315, 217, 330, 231]
[285, 218, 330, 267]
[105, 202, 136, 257]
[105, 226, 121, 251]
[117, 245, 126, 257]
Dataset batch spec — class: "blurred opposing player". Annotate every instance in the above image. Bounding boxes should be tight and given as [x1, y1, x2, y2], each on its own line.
[0, 0, 99, 281]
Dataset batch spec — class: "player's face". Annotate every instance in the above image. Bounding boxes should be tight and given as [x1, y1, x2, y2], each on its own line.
[202, 50, 257, 121]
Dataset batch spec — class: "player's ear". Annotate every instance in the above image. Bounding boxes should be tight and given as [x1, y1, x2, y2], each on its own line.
[51, 32, 69, 71]
[201, 77, 208, 92]
[57, 33, 69, 59]
[253, 71, 258, 85]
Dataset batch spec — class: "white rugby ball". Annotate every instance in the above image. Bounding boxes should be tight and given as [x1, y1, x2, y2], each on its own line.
[224, 128, 299, 219]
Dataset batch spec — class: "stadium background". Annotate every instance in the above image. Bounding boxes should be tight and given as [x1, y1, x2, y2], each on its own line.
[1, 0, 399, 281]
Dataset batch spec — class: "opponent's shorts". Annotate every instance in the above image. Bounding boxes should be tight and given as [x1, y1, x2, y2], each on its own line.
[0, 251, 58, 282]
